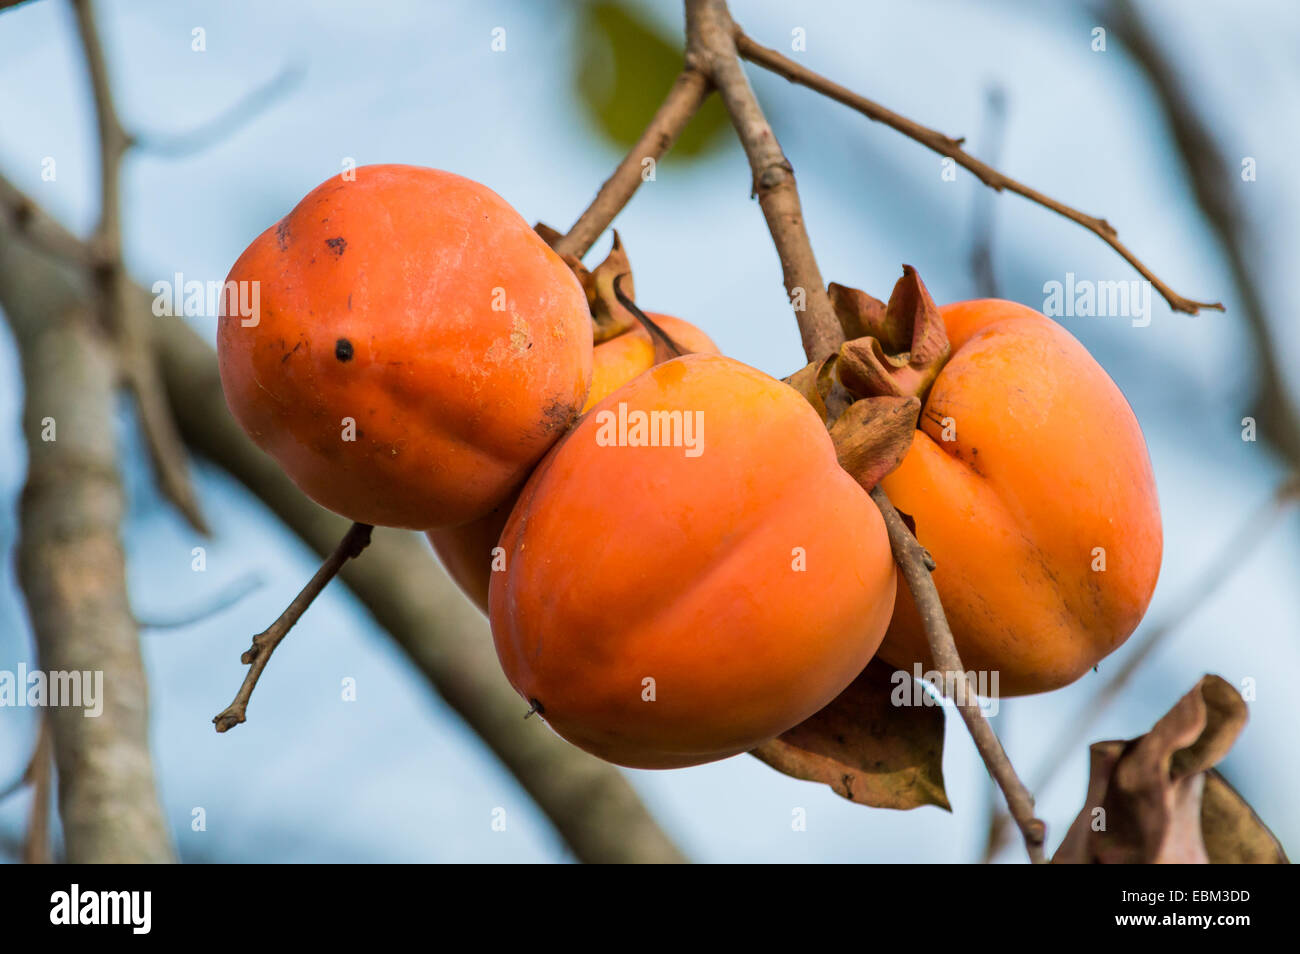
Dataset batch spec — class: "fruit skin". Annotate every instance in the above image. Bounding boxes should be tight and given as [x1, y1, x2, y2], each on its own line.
[877, 299, 1162, 696]
[429, 312, 719, 611]
[218, 164, 592, 530]
[583, 313, 719, 412]
[426, 501, 511, 614]
[489, 353, 897, 769]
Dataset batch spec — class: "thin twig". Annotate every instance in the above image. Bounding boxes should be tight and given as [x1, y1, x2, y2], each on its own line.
[733, 29, 1223, 316]
[137, 572, 266, 630]
[687, 0, 1047, 862]
[969, 83, 1008, 861]
[71, 0, 209, 533]
[132, 63, 305, 159]
[871, 488, 1048, 863]
[555, 68, 712, 260]
[687, 0, 841, 361]
[1103, 0, 1300, 464]
[969, 85, 1007, 300]
[214, 522, 373, 732]
[21, 718, 53, 865]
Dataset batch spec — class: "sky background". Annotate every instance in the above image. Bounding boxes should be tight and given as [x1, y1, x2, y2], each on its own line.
[1, 0, 1297, 862]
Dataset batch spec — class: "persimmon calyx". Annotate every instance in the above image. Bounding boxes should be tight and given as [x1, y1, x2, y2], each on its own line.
[831, 265, 951, 402]
[553, 230, 640, 343]
[828, 395, 920, 491]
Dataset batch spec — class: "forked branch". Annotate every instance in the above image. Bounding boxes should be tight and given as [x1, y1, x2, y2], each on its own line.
[733, 30, 1223, 316]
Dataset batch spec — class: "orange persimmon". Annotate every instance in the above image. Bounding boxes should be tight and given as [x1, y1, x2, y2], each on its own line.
[488, 353, 897, 769]
[218, 164, 592, 530]
[835, 272, 1162, 697]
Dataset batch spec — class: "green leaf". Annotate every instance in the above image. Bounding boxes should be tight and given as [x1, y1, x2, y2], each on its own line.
[575, 1, 726, 158]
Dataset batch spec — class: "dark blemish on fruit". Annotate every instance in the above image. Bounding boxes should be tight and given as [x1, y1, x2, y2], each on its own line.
[275, 220, 290, 251]
[335, 338, 354, 362]
[347, 293, 353, 311]
[540, 396, 577, 435]
[326, 236, 347, 256]
[281, 341, 302, 364]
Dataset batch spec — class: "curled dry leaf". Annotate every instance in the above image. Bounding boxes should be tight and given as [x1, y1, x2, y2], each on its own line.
[1201, 770, 1289, 864]
[751, 657, 949, 812]
[782, 353, 838, 423]
[834, 266, 950, 402]
[1053, 675, 1284, 864]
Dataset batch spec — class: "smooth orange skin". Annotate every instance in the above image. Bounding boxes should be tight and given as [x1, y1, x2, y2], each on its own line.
[430, 313, 719, 611]
[489, 353, 897, 769]
[218, 165, 592, 530]
[582, 314, 719, 412]
[877, 299, 1162, 696]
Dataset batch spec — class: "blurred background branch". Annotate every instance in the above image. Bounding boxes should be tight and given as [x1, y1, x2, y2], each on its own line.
[1102, 0, 1300, 466]
[0, 200, 174, 862]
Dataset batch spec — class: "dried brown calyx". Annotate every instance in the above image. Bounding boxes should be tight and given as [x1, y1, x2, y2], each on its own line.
[784, 266, 952, 490]
[535, 224, 638, 343]
[832, 265, 950, 403]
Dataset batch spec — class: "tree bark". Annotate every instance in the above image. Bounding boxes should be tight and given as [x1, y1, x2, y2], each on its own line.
[1, 237, 174, 863]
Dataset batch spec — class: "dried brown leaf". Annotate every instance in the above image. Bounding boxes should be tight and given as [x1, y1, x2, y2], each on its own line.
[1201, 770, 1289, 864]
[751, 657, 949, 811]
[1053, 675, 1282, 864]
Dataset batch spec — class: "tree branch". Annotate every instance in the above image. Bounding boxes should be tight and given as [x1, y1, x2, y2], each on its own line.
[1, 216, 174, 863]
[1102, 0, 1300, 464]
[686, 0, 1047, 862]
[21, 718, 53, 864]
[871, 490, 1047, 863]
[71, 0, 209, 534]
[733, 29, 1223, 316]
[214, 523, 373, 732]
[554, 68, 712, 260]
[685, 0, 842, 361]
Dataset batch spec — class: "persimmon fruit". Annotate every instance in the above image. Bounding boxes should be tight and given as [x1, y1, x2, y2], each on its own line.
[218, 164, 592, 530]
[427, 312, 718, 612]
[832, 269, 1162, 696]
[488, 353, 897, 769]
[427, 232, 718, 612]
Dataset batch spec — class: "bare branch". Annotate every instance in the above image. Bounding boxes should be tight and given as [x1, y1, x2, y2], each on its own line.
[1, 223, 174, 862]
[969, 85, 1007, 300]
[71, 0, 208, 534]
[0, 176, 99, 266]
[1103, 0, 1300, 464]
[686, 0, 1047, 862]
[137, 571, 265, 631]
[870, 488, 1048, 863]
[555, 68, 712, 260]
[132, 63, 305, 159]
[733, 29, 1224, 316]
[214, 523, 373, 732]
[21, 719, 53, 865]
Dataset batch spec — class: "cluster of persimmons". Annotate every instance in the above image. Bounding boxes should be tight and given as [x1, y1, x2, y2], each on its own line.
[217, 164, 1162, 769]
